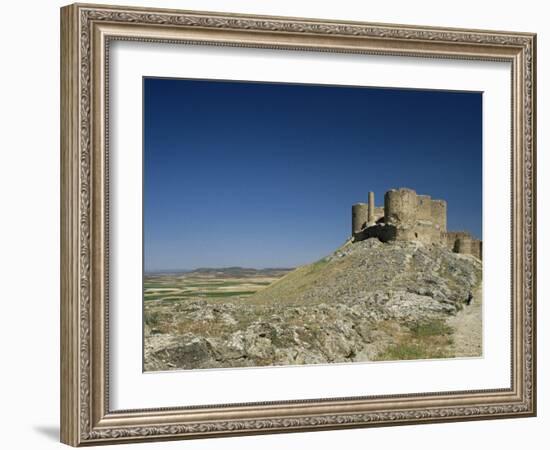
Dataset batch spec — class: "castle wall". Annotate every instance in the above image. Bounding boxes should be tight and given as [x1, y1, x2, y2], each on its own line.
[455, 236, 472, 254]
[443, 231, 482, 259]
[361, 223, 397, 242]
[444, 231, 471, 251]
[471, 239, 482, 259]
[384, 188, 418, 224]
[383, 188, 446, 244]
[416, 195, 432, 222]
[415, 195, 446, 232]
[353, 188, 480, 254]
[351, 203, 368, 236]
[373, 206, 384, 223]
[431, 200, 447, 232]
[395, 224, 441, 244]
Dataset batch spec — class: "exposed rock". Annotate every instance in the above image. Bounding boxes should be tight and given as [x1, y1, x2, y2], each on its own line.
[144, 239, 482, 371]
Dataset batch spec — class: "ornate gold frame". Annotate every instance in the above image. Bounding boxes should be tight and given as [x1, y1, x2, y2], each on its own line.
[60, 3, 537, 446]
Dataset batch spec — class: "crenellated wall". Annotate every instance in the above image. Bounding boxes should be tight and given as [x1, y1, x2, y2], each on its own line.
[443, 231, 482, 260]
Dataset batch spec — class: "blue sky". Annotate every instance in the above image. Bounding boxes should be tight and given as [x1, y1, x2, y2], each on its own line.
[144, 78, 482, 271]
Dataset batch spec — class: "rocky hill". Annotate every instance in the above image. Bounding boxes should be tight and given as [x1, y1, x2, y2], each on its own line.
[144, 238, 482, 371]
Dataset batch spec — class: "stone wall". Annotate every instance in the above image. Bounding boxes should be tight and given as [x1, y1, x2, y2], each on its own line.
[351, 188, 480, 259]
[431, 199, 447, 232]
[351, 203, 368, 236]
[384, 188, 446, 232]
[444, 231, 471, 251]
[384, 188, 418, 225]
[443, 231, 482, 260]
[455, 236, 472, 254]
[416, 194, 433, 222]
[358, 223, 397, 242]
[352, 197, 391, 237]
[470, 239, 482, 259]
[373, 206, 384, 223]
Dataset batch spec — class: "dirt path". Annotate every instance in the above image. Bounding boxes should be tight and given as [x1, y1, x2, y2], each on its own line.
[446, 283, 483, 357]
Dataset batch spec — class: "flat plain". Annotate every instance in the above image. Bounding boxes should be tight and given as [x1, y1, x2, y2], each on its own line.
[144, 268, 289, 303]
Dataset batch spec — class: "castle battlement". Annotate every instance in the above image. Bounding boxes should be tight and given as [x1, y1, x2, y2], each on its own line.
[352, 188, 482, 259]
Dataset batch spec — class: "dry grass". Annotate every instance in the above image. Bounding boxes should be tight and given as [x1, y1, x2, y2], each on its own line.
[374, 319, 454, 361]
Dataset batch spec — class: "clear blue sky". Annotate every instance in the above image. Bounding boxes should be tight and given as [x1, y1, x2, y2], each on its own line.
[144, 78, 482, 271]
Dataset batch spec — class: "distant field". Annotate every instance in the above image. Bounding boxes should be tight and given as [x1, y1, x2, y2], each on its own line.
[144, 269, 290, 302]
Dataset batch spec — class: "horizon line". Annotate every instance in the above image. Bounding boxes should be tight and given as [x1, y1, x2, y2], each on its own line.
[144, 265, 296, 273]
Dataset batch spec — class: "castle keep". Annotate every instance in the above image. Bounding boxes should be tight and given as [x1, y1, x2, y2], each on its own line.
[352, 188, 482, 259]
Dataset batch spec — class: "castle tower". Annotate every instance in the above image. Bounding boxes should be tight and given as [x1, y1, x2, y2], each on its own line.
[350, 187, 479, 252]
[351, 203, 368, 236]
[455, 236, 472, 254]
[384, 188, 418, 224]
[431, 199, 447, 232]
[368, 191, 375, 224]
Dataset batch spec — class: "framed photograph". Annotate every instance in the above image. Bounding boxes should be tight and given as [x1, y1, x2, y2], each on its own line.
[60, 3, 536, 446]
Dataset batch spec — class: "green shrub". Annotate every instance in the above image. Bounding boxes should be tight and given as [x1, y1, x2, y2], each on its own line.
[409, 319, 453, 337]
[377, 342, 449, 361]
[145, 311, 161, 327]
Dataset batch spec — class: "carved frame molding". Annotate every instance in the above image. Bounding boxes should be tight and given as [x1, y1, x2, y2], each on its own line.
[60, 3, 536, 446]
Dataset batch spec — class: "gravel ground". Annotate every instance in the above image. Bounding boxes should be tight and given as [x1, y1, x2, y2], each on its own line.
[446, 284, 483, 357]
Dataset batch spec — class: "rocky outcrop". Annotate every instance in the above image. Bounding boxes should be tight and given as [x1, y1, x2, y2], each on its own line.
[144, 239, 482, 371]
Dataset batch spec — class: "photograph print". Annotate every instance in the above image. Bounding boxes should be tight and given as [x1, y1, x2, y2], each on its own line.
[143, 78, 483, 372]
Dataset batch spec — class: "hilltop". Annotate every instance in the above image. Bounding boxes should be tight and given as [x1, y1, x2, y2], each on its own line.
[144, 238, 482, 371]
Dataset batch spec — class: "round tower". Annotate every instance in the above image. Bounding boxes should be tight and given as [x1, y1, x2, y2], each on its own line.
[384, 188, 418, 224]
[352, 203, 368, 236]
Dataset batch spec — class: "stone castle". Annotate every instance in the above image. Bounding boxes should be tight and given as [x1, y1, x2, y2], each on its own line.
[351, 188, 482, 259]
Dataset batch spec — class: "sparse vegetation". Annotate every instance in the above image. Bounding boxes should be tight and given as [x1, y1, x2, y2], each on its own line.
[310, 258, 329, 271]
[409, 319, 453, 338]
[376, 342, 450, 361]
[374, 319, 454, 361]
[377, 343, 431, 361]
[196, 290, 257, 298]
[144, 241, 482, 371]
[144, 311, 161, 327]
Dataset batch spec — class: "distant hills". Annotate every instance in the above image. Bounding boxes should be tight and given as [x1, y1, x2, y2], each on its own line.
[146, 267, 293, 278]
